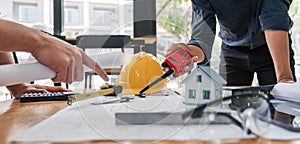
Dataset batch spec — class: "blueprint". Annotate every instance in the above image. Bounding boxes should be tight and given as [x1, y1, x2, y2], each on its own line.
[11, 95, 254, 142]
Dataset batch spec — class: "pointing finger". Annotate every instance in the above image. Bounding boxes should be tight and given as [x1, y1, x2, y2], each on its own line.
[81, 52, 109, 81]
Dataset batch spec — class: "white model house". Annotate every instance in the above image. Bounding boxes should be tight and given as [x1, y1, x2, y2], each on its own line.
[181, 66, 227, 106]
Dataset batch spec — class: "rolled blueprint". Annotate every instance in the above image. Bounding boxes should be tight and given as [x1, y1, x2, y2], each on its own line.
[0, 51, 125, 86]
[272, 82, 300, 103]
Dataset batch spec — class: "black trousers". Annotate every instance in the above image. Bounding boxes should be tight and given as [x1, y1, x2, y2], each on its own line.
[219, 42, 296, 86]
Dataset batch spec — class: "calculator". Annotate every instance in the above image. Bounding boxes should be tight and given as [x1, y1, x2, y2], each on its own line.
[19, 92, 75, 102]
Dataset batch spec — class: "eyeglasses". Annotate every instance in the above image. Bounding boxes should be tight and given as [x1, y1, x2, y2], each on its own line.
[182, 92, 300, 135]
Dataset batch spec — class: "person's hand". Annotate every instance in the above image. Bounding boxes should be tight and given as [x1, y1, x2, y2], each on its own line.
[164, 43, 200, 78]
[30, 33, 109, 84]
[0, 19, 108, 84]
[6, 83, 70, 98]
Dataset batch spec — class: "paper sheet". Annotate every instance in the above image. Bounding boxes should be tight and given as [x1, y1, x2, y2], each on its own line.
[272, 82, 300, 102]
[270, 82, 300, 116]
[11, 95, 254, 142]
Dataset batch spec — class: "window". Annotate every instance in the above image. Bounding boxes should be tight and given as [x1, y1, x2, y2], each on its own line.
[64, 6, 81, 25]
[197, 75, 202, 83]
[188, 89, 196, 99]
[91, 8, 116, 26]
[88, 3, 132, 35]
[215, 88, 222, 99]
[63, 2, 83, 26]
[13, 2, 38, 23]
[202, 90, 210, 100]
[124, 5, 133, 25]
[215, 90, 219, 99]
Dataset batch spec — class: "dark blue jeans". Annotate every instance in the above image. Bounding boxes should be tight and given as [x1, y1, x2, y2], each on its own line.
[219, 42, 296, 86]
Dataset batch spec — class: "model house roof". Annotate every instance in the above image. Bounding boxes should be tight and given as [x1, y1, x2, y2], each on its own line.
[181, 66, 227, 85]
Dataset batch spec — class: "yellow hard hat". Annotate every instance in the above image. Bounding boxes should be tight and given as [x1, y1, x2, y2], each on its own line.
[116, 52, 168, 94]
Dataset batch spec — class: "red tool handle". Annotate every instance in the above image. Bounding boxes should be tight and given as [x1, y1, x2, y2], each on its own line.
[163, 47, 194, 75]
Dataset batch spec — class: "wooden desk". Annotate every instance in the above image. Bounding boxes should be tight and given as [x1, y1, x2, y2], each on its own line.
[0, 99, 297, 144]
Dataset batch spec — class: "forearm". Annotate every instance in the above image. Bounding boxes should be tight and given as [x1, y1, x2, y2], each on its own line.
[0, 19, 44, 53]
[264, 30, 294, 82]
[0, 19, 108, 83]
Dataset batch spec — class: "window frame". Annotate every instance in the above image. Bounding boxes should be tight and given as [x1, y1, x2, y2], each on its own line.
[197, 75, 202, 83]
[13, 2, 39, 23]
[64, 2, 83, 26]
[202, 90, 211, 100]
[188, 89, 196, 99]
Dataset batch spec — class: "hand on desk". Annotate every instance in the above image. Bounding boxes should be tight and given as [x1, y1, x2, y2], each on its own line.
[6, 83, 70, 98]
